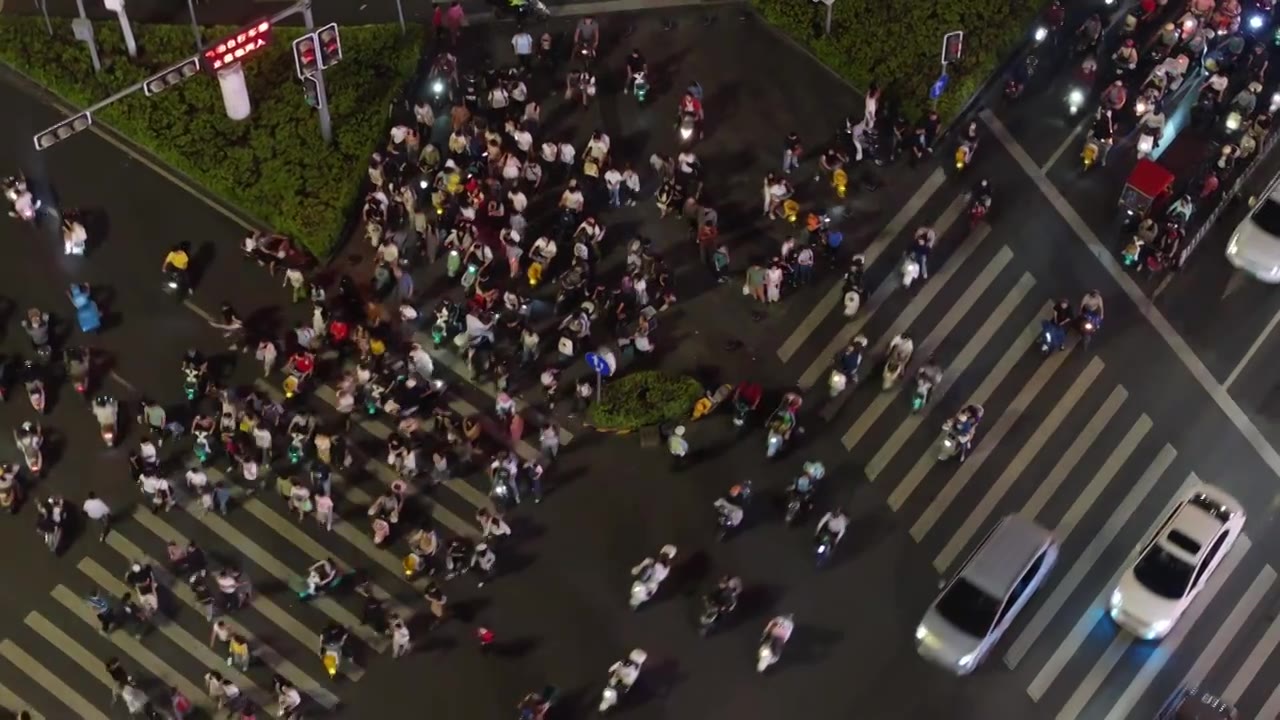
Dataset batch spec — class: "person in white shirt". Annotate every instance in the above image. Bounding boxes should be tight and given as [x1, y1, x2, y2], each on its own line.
[558, 141, 576, 168]
[585, 130, 610, 164]
[511, 28, 534, 67]
[621, 165, 641, 205]
[539, 141, 558, 164]
[413, 101, 434, 136]
[508, 189, 528, 214]
[604, 167, 624, 207]
[560, 180, 584, 211]
[488, 84, 510, 113]
[530, 235, 557, 264]
[523, 161, 543, 189]
[522, 100, 540, 130]
[677, 150, 699, 176]
[83, 491, 111, 541]
[509, 79, 528, 104]
[509, 126, 533, 153]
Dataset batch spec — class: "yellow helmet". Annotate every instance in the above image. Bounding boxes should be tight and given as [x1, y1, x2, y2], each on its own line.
[282, 375, 299, 398]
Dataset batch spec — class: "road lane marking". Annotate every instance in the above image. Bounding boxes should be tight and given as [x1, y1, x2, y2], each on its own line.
[910, 336, 1075, 541]
[801, 194, 969, 390]
[1042, 113, 1091, 173]
[0, 639, 106, 720]
[886, 312, 1046, 508]
[102, 531, 349, 698]
[1005, 439, 1170, 668]
[869, 279, 1035, 480]
[838, 239, 1006, 435]
[1225, 588, 1280, 700]
[1023, 473, 1194, 696]
[131, 505, 387, 653]
[935, 357, 1104, 572]
[1087, 536, 1251, 720]
[182, 299, 216, 324]
[1019, 385, 1127, 520]
[983, 109, 1280, 487]
[76, 558, 274, 711]
[1225, 304, 1280, 390]
[1168, 565, 1275, 719]
[0, 681, 42, 720]
[48, 585, 214, 711]
[107, 370, 136, 393]
[777, 167, 947, 362]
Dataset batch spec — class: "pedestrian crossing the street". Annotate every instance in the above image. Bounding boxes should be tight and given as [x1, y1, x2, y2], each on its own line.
[0, 367, 525, 718]
[776, 189, 1280, 718]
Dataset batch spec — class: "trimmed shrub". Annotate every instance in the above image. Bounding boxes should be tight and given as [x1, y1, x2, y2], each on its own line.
[751, 0, 1041, 120]
[587, 371, 704, 430]
[0, 17, 420, 258]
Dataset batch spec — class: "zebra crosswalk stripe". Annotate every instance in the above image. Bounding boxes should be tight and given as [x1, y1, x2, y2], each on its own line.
[1018, 385, 1127, 521]
[1225, 578, 1280, 700]
[0, 680, 43, 720]
[0, 639, 106, 720]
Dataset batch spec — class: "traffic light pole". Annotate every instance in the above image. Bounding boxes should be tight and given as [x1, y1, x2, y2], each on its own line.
[302, 6, 334, 145]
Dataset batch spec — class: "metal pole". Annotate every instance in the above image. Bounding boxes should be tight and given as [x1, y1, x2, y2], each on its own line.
[596, 371, 602, 403]
[116, 7, 137, 57]
[34, 0, 52, 36]
[75, 0, 102, 73]
[393, 0, 406, 34]
[302, 6, 334, 145]
[825, 2, 832, 36]
[185, 0, 201, 51]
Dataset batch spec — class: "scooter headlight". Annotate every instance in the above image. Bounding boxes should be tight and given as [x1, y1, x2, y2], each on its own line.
[1251, 14, 1265, 29]
[679, 126, 693, 140]
[1134, 100, 1148, 116]
[432, 79, 444, 95]
[1271, 92, 1280, 112]
[1226, 112, 1243, 131]
[1034, 26, 1048, 42]
[1068, 89, 1084, 108]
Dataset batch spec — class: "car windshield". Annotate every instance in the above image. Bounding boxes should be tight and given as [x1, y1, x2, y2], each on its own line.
[1133, 544, 1194, 600]
[1251, 197, 1280, 237]
[934, 578, 1000, 638]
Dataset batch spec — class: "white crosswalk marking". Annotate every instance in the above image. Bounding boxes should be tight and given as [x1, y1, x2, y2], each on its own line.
[838, 239, 1006, 435]
[0, 680, 43, 720]
[777, 167, 947, 362]
[22, 611, 118, 688]
[76, 557, 274, 711]
[48, 585, 212, 710]
[1005, 445, 1173, 669]
[800, 195, 969, 390]
[1024, 473, 1194, 698]
[1045, 418, 1155, 544]
[912, 340, 1075, 541]
[935, 357, 1104, 571]
[0, 639, 107, 720]
[1225, 586, 1280, 700]
[868, 282, 1036, 480]
[1084, 536, 1251, 720]
[102, 530, 348, 699]
[1019, 385, 1127, 520]
[1168, 565, 1276, 719]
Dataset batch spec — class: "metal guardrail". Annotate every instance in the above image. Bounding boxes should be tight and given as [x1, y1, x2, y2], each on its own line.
[1178, 128, 1280, 267]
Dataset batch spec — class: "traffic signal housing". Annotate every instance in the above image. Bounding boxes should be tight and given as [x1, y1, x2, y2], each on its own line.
[144, 56, 201, 97]
[303, 75, 322, 109]
[292, 34, 319, 80]
[317, 23, 342, 69]
[33, 112, 93, 150]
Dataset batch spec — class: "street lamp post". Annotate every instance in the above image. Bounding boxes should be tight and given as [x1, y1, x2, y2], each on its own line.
[392, 0, 405, 34]
[72, 0, 102, 73]
[185, 0, 201, 51]
[102, 0, 138, 59]
[812, 0, 834, 37]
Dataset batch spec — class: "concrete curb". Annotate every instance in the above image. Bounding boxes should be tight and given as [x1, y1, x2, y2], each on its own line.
[0, 57, 269, 234]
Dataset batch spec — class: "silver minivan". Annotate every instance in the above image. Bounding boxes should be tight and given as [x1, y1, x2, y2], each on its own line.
[916, 514, 1057, 675]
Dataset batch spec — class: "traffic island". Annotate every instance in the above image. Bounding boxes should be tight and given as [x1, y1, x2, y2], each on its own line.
[0, 16, 420, 259]
[750, 0, 1042, 119]
[585, 371, 704, 434]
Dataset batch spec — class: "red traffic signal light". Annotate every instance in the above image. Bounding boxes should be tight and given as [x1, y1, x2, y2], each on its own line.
[293, 35, 319, 79]
[317, 23, 342, 69]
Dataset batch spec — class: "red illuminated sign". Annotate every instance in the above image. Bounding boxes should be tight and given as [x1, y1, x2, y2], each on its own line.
[202, 20, 274, 73]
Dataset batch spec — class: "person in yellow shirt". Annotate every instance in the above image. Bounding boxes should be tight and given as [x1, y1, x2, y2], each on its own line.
[162, 243, 190, 272]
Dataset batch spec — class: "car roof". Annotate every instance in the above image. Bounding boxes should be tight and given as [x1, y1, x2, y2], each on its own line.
[1156, 485, 1240, 563]
[961, 515, 1053, 599]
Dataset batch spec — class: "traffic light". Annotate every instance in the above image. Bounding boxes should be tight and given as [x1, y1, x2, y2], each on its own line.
[303, 75, 322, 109]
[942, 31, 964, 65]
[144, 56, 201, 97]
[33, 112, 93, 151]
[292, 33, 319, 80]
[317, 23, 342, 69]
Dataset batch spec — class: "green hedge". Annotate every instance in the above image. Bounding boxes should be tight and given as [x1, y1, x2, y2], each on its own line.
[0, 17, 420, 258]
[751, 0, 1041, 121]
[587, 371, 703, 430]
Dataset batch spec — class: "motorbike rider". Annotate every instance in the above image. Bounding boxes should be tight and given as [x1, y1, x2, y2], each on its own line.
[844, 253, 866, 297]
[319, 623, 348, 659]
[1113, 38, 1139, 73]
[182, 349, 208, 386]
[909, 227, 935, 280]
[21, 308, 49, 351]
[714, 483, 750, 529]
[768, 392, 802, 440]
[837, 335, 869, 379]
[1231, 81, 1261, 116]
[1100, 80, 1128, 113]
[678, 87, 705, 136]
[65, 346, 90, 386]
[15, 421, 41, 456]
[3, 174, 38, 220]
[1134, 101, 1167, 149]
[1047, 298, 1073, 350]
[92, 395, 118, 427]
[950, 404, 984, 462]
[815, 507, 849, 547]
[306, 557, 340, 596]
[887, 332, 915, 369]
[161, 242, 191, 281]
[1076, 12, 1102, 51]
[274, 675, 302, 718]
[624, 49, 647, 94]
[970, 179, 993, 211]
[1090, 108, 1116, 166]
[632, 545, 676, 588]
[573, 15, 600, 58]
[1080, 289, 1105, 323]
[914, 355, 943, 404]
[731, 380, 762, 416]
[763, 615, 795, 644]
[607, 650, 644, 691]
[710, 575, 743, 614]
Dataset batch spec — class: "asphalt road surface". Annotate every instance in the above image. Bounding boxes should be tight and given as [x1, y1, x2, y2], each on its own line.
[2, 4, 1280, 720]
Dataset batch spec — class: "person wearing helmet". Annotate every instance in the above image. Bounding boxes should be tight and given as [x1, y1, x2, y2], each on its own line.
[1101, 80, 1128, 111]
[92, 394, 118, 427]
[971, 179, 993, 210]
[667, 425, 690, 468]
[1113, 37, 1139, 72]
[914, 355, 943, 404]
[714, 482, 751, 529]
[837, 336, 868, 378]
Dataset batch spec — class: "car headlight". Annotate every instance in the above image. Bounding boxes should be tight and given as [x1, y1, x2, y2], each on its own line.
[1227, 234, 1239, 255]
[1110, 589, 1122, 608]
[1147, 619, 1172, 638]
[916, 625, 928, 641]
[958, 652, 976, 667]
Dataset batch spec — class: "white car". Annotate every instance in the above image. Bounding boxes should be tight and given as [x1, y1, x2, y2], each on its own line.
[1110, 484, 1245, 640]
[1226, 177, 1280, 283]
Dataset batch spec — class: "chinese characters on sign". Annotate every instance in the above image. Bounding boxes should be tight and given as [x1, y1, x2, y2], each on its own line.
[202, 20, 274, 73]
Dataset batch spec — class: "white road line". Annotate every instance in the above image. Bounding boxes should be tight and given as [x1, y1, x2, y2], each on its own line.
[0, 639, 106, 720]
[1005, 439, 1168, 668]
[1020, 385, 1127, 521]
[868, 278, 1035, 481]
[1171, 565, 1276, 717]
[1095, 537, 1253, 720]
[1224, 305, 1280, 390]
[1052, 419, 1155, 543]
[22, 611, 116, 688]
[1042, 113, 1091, 173]
[1225, 590, 1280, 700]
[77, 558, 274, 711]
[0, 680, 42, 720]
[106, 370, 136, 393]
[800, 194, 970, 389]
[103, 531, 347, 700]
[48, 585, 213, 711]
[777, 168, 947, 362]
[840, 239, 1006, 444]
[984, 109, 1280, 487]
[133, 506, 387, 653]
[1256, 679, 1280, 719]
[935, 358, 1104, 572]
[1023, 473, 1193, 697]
[911, 338, 1075, 541]
[886, 312, 1046, 509]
